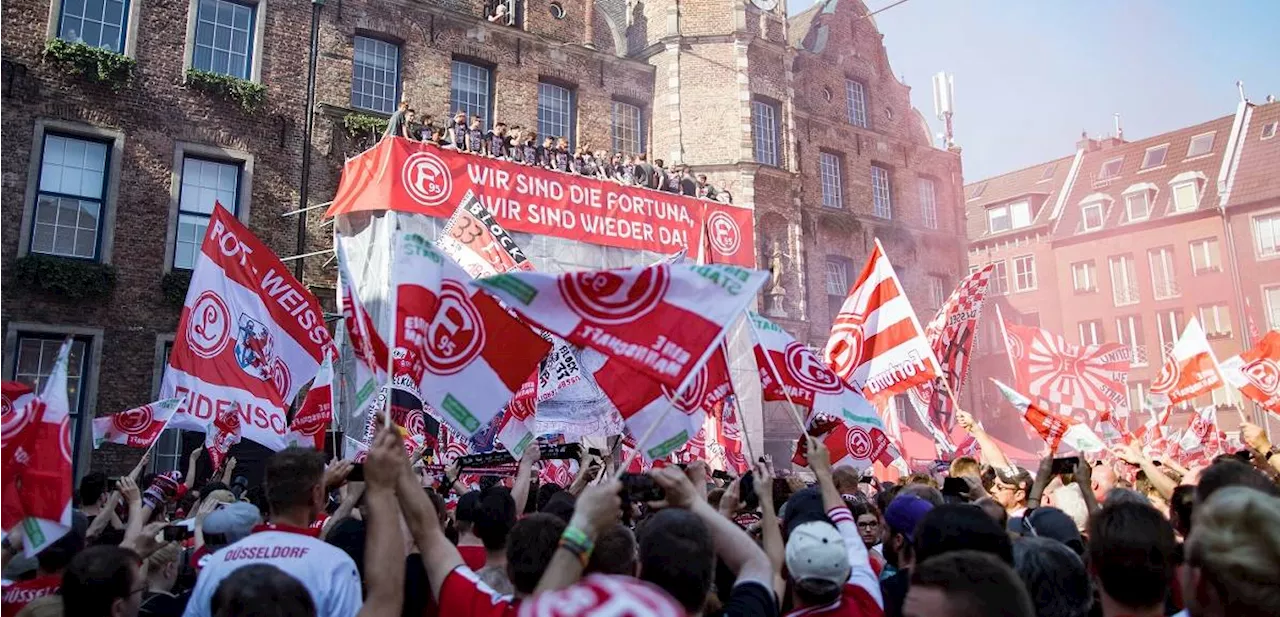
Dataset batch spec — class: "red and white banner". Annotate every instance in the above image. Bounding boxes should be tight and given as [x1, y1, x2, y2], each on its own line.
[791, 414, 900, 473]
[1002, 314, 1130, 422]
[824, 240, 939, 405]
[325, 138, 756, 267]
[1, 382, 35, 450]
[287, 353, 335, 449]
[92, 398, 183, 449]
[992, 379, 1105, 455]
[161, 204, 333, 451]
[391, 230, 551, 438]
[205, 404, 243, 471]
[1220, 330, 1280, 416]
[476, 263, 767, 392]
[750, 312, 882, 430]
[1151, 317, 1224, 417]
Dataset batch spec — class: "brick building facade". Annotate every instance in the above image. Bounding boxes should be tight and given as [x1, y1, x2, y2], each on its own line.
[2, 0, 965, 475]
[964, 97, 1280, 446]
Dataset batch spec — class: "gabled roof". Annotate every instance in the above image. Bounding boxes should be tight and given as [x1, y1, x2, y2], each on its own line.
[788, 4, 824, 49]
[1051, 114, 1236, 240]
[963, 155, 1074, 242]
[1227, 101, 1280, 207]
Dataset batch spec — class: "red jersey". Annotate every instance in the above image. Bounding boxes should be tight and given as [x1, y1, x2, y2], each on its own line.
[438, 566, 518, 617]
[2, 574, 61, 617]
[458, 545, 488, 571]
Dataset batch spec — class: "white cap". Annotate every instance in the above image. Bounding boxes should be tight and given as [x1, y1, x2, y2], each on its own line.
[785, 521, 850, 586]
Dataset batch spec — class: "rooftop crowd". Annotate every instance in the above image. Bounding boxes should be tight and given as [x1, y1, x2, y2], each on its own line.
[382, 101, 734, 204]
[3, 408, 1279, 617]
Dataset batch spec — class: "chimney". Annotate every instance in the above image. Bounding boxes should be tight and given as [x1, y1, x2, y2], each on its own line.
[1114, 113, 1123, 141]
[1076, 130, 1095, 152]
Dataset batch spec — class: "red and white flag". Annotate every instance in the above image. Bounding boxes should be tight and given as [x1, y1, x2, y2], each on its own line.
[1, 382, 36, 450]
[205, 403, 243, 471]
[391, 231, 550, 438]
[1219, 329, 1280, 416]
[791, 414, 901, 473]
[1151, 317, 1224, 420]
[824, 240, 939, 406]
[439, 190, 535, 278]
[475, 263, 767, 392]
[92, 398, 183, 449]
[1176, 406, 1223, 463]
[336, 238, 391, 458]
[286, 353, 335, 449]
[1002, 314, 1131, 422]
[162, 204, 333, 451]
[992, 379, 1105, 454]
[495, 377, 538, 456]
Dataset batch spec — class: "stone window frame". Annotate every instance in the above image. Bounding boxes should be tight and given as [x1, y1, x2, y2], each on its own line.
[2, 323, 104, 481]
[16, 120, 125, 263]
[162, 141, 255, 272]
[46, 0, 144, 57]
[181, 0, 268, 83]
[150, 334, 185, 473]
[610, 98, 646, 157]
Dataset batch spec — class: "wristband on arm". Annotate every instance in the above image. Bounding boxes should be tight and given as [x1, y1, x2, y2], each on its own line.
[558, 526, 595, 567]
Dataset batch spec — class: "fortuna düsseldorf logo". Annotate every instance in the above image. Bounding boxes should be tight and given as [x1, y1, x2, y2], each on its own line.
[1152, 354, 1180, 393]
[59, 416, 73, 463]
[271, 357, 292, 399]
[785, 342, 843, 394]
[1, 401, 33, 445]
[844, 426, 873, 459]
[423, 280, 486, 375]
[825, 320, 867, 380]
[188, 291, 232, 359]
[113, 405, 155, 436]
[560, 266, 670, 326]
[1243, 358, 1280, 395]
[705, 211, 741, 256]
[403, 151, 452, 207]
[665, 369, 708, 416]
[1005, 332, 1025, 360]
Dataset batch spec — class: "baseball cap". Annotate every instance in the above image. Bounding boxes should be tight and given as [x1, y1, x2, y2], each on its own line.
[883, 494, 934, 542]
[785, 521, 850, 586]
[203, 502, 262, 546]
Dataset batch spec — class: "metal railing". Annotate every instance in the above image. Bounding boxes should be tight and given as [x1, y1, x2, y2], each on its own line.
[1113, 285, 1141, 307]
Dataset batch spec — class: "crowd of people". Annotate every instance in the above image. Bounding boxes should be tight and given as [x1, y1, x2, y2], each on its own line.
[2, 408, 1279, 617]
[382, 101, 733, 203]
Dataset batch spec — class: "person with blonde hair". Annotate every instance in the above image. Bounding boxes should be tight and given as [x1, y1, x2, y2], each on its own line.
[140, 543, 187, 616]
[1178, 487, 1280, 617]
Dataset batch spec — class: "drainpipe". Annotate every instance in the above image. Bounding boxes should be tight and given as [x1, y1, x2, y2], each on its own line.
[296, 0, 325, 280]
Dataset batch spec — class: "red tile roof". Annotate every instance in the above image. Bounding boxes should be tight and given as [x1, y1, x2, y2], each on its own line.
[963, 155, 1075, 242]
[1227, 101, 1280, 207]
[1050, 114, 1236, 240]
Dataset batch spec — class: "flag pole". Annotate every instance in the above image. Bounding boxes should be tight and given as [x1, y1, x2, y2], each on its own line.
[750, 324, 812, 436]
[384, 212, 397, 429]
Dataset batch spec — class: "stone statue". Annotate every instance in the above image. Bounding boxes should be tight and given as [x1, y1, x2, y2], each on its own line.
[766, 239, 787, 317]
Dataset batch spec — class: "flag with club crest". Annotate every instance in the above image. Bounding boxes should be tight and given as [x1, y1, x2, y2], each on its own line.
[286, 352, 335, 449]
[93, 398, 184, 449]
[1, 340, 75, 556]
[162, 204, 333, 451]
[791, 414, 901, 473]
[1176, 406, 1223, 464]
[907, 264, 995, 453]
[1219, 330, 1280, 416]
[495, 377, 538, 456]
[992, 379, 1105, 454]
[824, 240, 940, 406]
[391, 232, 551, 439]
[1150, 317, 1224, 422]
[1001, 313, 1131, 423]
[1, 382, 36, 448]
[205, 404, 243, 472]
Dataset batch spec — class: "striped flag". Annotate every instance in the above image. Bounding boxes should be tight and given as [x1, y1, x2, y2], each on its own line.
[992, 379, 1105, 455]
[824, 239, 939, 406]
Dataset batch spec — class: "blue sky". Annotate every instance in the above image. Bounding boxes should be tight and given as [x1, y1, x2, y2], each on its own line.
[785, 0, 1280, 180]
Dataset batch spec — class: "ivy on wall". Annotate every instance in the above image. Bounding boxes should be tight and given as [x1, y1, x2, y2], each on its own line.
[42, 39, 135, 91]
[14, 254, 117, 301]
[185, 68, 266, 113]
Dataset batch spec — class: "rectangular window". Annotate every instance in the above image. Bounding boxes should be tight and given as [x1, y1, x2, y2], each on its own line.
[819, 152, 843, 209]
[192, 0, 255, 79]
[1081, 202, 1105, 231]
[1013, 255, 1036, 292]
[871, 165, 892, 219]
[1187, 132, 1215, 157]
[919, 179, 938, 229]
[1141, 145, 1168, 169]
[928, 275, 947, 309]
[1109, 254, 1139, 306]
[1266, 286, 1280, 330]
[1078, 320, 1103, 346]
[1263, 122, 1278, 140]
[537, 82, 576, 149]
[752, 100, 779, 167]
[990, 261, 1009, 295]
[611, 101, 644, 157]
[987, 205, 1010, 234]
[1156, 309, 1184, 352]
[1189, 238, 1221, 274]
[1172, 182, 1199, 212]
[826, 257, 850, 320]
[1099, 157, 1123, 179]
[350, 36, 400, 114]
[31, 134, 110, 260]
[1124, 191, 1150, 221]
[1149, 246, 1179, 300]
[175, 156, 240, 270]
[846, 80, 868, 128]
[58, 0, 128, 52]
[450, 60, 492, 129]
[1072, 260, 1097, 293]
[1116, 315, 1146, 367]
[12, 335, 89, 468]
[1199, 304, 1232, 338]
[1255, 214, 1280, 258]
[1128, 381, 1149, 413]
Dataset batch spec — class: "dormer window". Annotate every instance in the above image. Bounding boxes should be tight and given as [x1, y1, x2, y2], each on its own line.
[1262, 122, 1277, 140]
[1099, 157, 1123, 180]
[1170, 171, 1206, 213]
[987, 200, 1031, 234]
[1141, 144, 1168, 169]
[1186, 132, 1215, 158]
[1121, 183, 1157, 222]
[1081, 201, 1106, 232]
